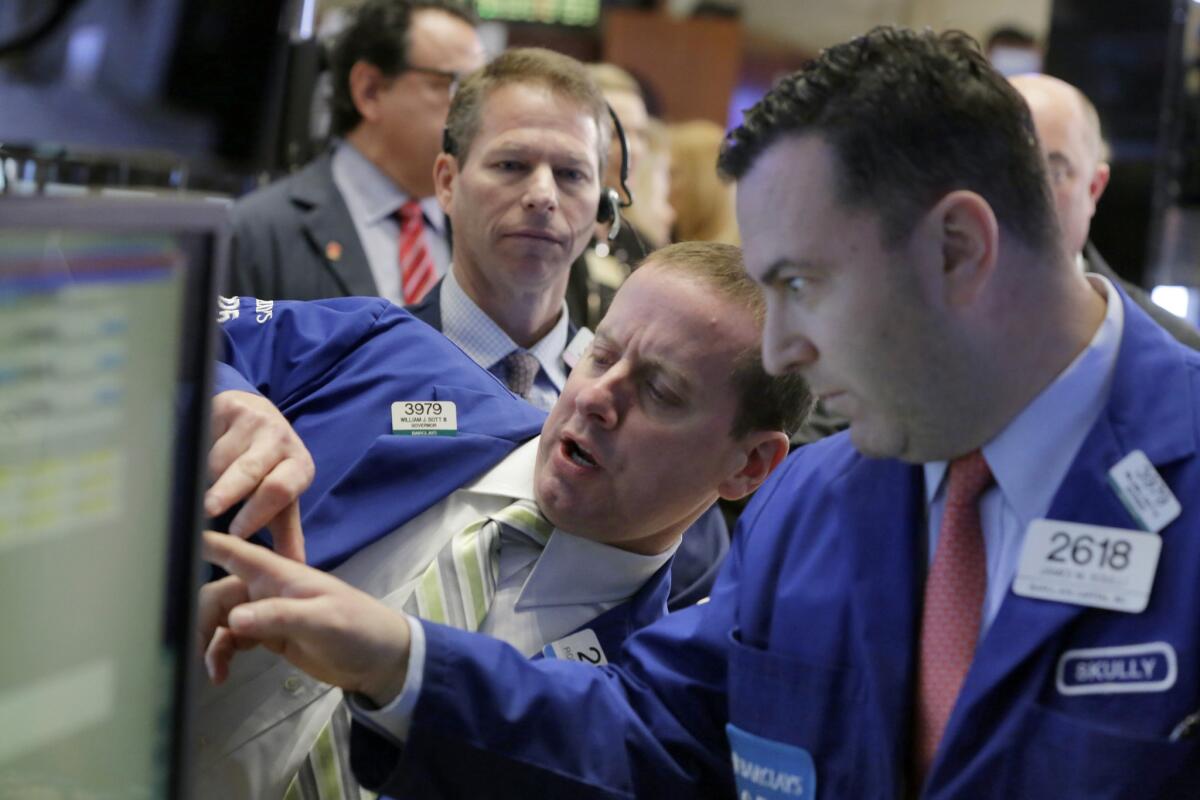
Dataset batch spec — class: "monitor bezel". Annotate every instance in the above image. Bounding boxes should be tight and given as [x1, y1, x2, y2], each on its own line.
[0, 194, 227, 800]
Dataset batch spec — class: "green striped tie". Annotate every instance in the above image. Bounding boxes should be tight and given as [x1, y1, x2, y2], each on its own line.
[282, 499, 552, 799]
[404, 499, 552, 628]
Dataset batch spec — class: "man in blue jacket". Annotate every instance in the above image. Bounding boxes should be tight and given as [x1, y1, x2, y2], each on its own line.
[197, 240, 802, 797]
[201, 27, 1200, 798]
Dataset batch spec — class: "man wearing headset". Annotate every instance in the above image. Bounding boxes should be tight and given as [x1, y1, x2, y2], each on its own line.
[404, 47, 613, 413]
[404, 47, 729, 608]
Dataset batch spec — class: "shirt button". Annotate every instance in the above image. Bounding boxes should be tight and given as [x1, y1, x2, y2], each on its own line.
[283, 675, 303, 695]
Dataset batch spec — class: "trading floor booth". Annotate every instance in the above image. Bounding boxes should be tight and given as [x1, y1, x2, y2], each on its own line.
[0, 196, 225, 799]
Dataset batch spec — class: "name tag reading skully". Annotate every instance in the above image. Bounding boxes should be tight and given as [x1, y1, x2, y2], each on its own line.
[1013, 519, 1162, 613]
[1056, 642, 1177, 696]
[391, 400, 457, 436]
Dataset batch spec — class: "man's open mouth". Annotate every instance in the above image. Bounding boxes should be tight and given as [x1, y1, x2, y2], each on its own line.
[565, 438, 598, 468]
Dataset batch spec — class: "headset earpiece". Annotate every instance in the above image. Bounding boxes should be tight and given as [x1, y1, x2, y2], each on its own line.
[596, 103, 632, 240]
[597, 187, 622, 240]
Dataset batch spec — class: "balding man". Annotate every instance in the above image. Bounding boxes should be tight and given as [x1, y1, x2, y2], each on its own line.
[1012, 73, 1200, 349]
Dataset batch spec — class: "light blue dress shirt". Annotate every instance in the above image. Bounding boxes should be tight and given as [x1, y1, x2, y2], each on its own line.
[923, 274, 1124, 634]
[349, 438, 676, 741]
[439, 270, 569, 412]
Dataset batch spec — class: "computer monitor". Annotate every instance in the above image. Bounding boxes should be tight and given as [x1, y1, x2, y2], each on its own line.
[0, 195, 225, 799]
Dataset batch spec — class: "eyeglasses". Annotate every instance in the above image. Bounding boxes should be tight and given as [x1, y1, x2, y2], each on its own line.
[401, 64, 461, 99]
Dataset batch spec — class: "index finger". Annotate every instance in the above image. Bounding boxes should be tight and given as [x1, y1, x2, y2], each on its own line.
[202, 531, 309, 596]
[264, 502, 306, 563]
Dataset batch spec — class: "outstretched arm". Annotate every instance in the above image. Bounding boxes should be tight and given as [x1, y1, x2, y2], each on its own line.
[199, 531, 411, 706]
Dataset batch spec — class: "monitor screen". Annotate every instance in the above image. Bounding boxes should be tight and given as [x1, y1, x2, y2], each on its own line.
[476, 0, 600, 26]
[0, 196, 225, 799]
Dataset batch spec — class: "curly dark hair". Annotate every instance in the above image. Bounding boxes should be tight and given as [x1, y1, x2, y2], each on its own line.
[328, 0, 478, 137]
[718, 26, 1057, 252]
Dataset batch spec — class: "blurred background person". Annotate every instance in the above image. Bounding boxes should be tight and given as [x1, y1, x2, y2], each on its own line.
[624, 118, 675, 250]
[984, 24, 1042, 76]
[668, 120, 740, 245]
[565, 62, 658, 331]
[1011, 73, 1200, 348]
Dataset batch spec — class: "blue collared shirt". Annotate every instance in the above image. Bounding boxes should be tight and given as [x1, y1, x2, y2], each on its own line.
[439, 269, 569, 412]
[924, 274, 1125, 634]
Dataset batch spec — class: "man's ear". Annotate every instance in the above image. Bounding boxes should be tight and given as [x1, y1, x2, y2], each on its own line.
[1089, 162, 1111, 207]
[717, 431, 790, 501]
[348, 61, 389, 122]
[433, 152, 458, 215]
[920, 190, 999, 309]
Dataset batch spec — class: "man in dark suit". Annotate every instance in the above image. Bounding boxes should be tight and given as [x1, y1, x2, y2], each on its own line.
[226, 0, 484, 304]
[1012, 73, 1200, 349]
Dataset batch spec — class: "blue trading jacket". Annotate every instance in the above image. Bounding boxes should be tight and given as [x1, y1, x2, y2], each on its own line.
[213, 296, 546, 569]
[352, 287, 1200, 799]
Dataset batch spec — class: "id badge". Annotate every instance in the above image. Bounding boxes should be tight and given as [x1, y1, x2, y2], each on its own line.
[1012, 519, 1161, 612]
[726, 723, 816, 799]
[391, 400, 457, 436]
[541, 629, 607, 665]
[1108, 450, 1181, 533]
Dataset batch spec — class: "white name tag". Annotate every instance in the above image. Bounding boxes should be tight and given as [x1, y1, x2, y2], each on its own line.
[390, 400, 457, 436]
[1108, 450, 1181, 533]
[541, 629, 607, 665]
[1013, 519, 1161, 613]
[562, 327, 594, 370]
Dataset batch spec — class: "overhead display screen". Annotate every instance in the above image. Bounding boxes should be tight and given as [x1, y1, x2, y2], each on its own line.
[477, 0, 600, 26]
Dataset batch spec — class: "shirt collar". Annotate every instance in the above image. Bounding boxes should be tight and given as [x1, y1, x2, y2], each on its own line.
[439, 270, 569, 391]
[463, 435, 679, 608]
[331, 141, 445, 233]
[925, 273, 1124, 528]
[464, 437, 540, 500]
[516, 528, 678, 610]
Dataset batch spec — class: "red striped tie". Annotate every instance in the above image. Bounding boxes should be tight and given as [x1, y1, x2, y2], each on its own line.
[914, 449, 993, 786]
[397, 200, 437, 304]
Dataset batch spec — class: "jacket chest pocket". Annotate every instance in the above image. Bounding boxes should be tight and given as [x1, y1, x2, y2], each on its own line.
[726, 631, 894, 799]
[1000, 703, 1200, 799]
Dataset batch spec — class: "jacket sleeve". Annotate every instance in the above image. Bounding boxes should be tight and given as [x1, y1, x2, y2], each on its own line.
[214, 295, 389, 408]
[351, 536, 750, 797]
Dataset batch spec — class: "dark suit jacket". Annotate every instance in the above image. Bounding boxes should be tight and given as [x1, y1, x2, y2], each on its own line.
[406, 280, 730, 610]
[1085, 241, 1200, 351]
[226, 152, 380, 300]
[404, 276, 444, 331]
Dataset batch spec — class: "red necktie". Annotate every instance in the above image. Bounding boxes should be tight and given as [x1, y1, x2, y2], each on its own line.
[396, 200, 437, 304]
[914, 449, 994, 784]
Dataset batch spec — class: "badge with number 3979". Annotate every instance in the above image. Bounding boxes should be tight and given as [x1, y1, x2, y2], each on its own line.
[1013, 519, 1162, 613]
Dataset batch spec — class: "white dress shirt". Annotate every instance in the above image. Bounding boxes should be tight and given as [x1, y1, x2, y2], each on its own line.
[192, 437, 673, 799]
[439, 270, 570, 412]
[923, 274, 1124, 635]
[330, 141, 449, 304]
